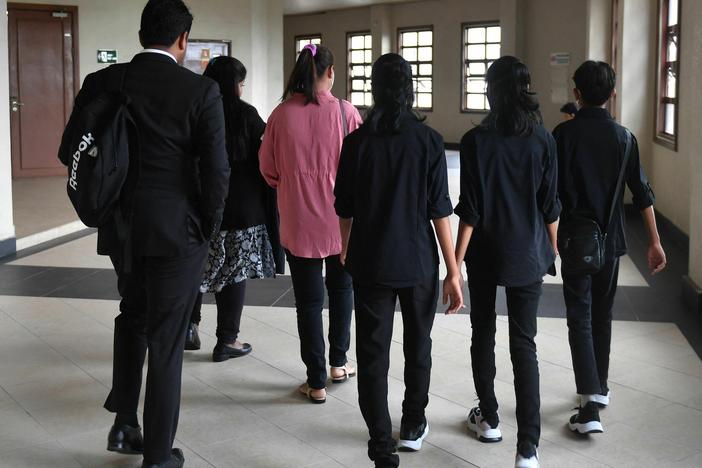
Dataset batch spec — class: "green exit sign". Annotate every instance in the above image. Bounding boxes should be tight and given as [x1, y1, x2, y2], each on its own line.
[97, 49, 118, 64]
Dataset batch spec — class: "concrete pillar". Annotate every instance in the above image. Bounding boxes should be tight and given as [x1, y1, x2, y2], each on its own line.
[249, 0, 284, 118]
[586, 0, 613, 61]
[500, 0, 524, 58]
[370, 4, 392, 59]
[0, 0, 17, 257]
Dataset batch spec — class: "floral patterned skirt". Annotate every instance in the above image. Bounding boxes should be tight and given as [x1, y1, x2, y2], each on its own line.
[200, 224, 276, 293]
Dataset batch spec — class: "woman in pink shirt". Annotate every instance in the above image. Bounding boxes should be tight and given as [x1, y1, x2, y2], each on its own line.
[259, 44, 362, 403]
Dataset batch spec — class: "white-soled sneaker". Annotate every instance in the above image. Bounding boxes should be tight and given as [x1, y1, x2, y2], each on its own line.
[515, 441, 539, 468]
[467, 407, 502, 443]
[579, 390, 611, 408]
[397, 419, 429, 452]
[569, 401, 604, 434]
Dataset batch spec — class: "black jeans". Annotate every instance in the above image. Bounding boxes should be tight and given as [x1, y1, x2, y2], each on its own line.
[106, 242, 208, 463]
[562, 256, 620, 396]
[190, 280, 247, 344]
[286, 252, 353, 389]
[354, 272, 439, 468]
[468, 279, 542, 447]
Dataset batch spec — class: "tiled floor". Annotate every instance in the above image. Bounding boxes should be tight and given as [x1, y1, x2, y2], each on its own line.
[11, 177, 79, 238]
[1, 152, 701, 467]
[0, 296, 701, 468]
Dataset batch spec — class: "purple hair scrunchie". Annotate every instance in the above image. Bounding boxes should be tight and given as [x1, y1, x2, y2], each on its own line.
[302, 43, 318, 57]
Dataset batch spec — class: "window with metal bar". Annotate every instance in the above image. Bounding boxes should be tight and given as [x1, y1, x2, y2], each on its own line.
[655, 0, 680, 150]
[398, 27, 433, 110]
[462, 22, 501, 112]
[347, 32, 373, 108]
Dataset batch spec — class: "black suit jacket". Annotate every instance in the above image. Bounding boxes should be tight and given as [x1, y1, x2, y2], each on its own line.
[59, 52, 230, 257]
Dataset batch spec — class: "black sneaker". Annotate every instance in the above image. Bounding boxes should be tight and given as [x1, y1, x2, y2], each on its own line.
[515, 440, 539, 468]
[397, 418, 429, 452]
[569, 401, 604, 434]
[467, 407, 502, 443]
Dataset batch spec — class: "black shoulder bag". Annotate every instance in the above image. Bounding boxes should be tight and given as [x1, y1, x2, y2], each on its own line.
[558, 131, 632, 275]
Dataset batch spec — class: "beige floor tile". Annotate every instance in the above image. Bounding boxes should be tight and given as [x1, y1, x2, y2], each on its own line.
[197, 425, 335, 468]
[0, 441, 83, 468]
[10, 234, 112, 269]
[621, 403, 702, 452]
[12, 176, 79, 239]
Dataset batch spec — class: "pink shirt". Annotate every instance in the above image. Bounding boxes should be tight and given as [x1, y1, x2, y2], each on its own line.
[259, 90, 363, 258]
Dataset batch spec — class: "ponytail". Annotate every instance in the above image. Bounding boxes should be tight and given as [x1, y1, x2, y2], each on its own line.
[282, 44, 335, 105]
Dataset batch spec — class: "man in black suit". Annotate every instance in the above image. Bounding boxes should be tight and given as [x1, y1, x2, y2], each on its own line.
[59, 1, 229, 466]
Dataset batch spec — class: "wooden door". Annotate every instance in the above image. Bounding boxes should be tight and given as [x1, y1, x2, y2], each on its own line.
[8, 4, 79, 178]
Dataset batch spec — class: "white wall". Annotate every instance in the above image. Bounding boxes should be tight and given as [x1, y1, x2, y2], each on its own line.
[0, 0, 16, 247]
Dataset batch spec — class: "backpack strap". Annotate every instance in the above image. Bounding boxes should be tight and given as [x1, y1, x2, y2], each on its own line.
[604, 130, 632, 235]
[339, 98, 349, 137]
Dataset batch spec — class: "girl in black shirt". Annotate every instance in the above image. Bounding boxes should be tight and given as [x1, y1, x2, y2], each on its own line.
[454, 56, 560, 468]
[185, 57, 284, 361]
[335, 53, 463, 468]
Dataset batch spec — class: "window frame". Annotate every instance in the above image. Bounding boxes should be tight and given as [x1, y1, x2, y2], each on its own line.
[294, 33, 322, 60]
[654, 0, 681, 151]
[460, 21, 501, 114]
[346, 30, 373, 109]
[397, 25, 434, 112]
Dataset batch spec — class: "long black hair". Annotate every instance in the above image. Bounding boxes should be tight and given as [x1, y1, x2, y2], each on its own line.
[204, 56, 250, 162]
[282, 44, 334, 104]
[365, 53, 425, 134]
[481, 56, 542, 137]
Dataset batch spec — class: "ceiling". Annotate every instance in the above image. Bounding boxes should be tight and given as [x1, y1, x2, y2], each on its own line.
[284, 0, 413, 15]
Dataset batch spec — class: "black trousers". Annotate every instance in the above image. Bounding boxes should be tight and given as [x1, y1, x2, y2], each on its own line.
[354, 272, 439, 468]
[105, 243, 208, 463]
[562, 256, 620, 396]
[190, 280, 247, 344]
[468, 280, 542, 446]
[286, 252, 353, 390]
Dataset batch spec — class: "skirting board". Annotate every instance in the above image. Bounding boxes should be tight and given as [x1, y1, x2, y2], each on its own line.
[0, 236, 16, 259]
[682, 276, 702, 313]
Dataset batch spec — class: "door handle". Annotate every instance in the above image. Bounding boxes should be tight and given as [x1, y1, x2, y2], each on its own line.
[10, 97, 24, 112]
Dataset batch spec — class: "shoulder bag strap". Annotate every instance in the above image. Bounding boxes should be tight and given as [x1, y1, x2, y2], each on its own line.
[604, 130, 632, 234]
[339, 98, 349, 137]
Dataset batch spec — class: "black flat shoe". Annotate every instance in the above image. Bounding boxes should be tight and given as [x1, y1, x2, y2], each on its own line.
[185, 322, 201, 350]
[212, 341, 252, 362]
[141, 448, 184, 468]
[107, 423, 143, 455]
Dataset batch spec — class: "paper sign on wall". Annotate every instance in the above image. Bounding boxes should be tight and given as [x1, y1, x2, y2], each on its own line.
[550, 52, 572, 104]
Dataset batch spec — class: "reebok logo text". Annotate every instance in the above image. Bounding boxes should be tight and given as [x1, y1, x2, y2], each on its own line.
[68, 133, 95, 191]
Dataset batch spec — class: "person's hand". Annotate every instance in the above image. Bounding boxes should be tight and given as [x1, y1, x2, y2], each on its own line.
[648, 242, 667, 275]
[443, 273, 464, 315]
[340, 247, 347, 266]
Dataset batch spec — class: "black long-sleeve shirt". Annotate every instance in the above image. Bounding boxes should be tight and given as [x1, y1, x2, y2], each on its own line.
[221, 101, 268, 231]
[454, 124, 561, 287]
[553, 107, 655, 257]
[334, 117, 453, 287]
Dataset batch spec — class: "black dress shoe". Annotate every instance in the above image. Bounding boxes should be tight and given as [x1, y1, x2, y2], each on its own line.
[141, 448, 184, 468]
[107, 423, 143, 454]
[212, 341, 252, 362]
[185, 322, 201, 350]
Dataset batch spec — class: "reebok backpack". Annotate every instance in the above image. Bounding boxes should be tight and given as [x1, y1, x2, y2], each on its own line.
[60, 66, 136, 228]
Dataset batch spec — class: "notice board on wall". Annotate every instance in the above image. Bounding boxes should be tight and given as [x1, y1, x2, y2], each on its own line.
[185, 39, 231, 74]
